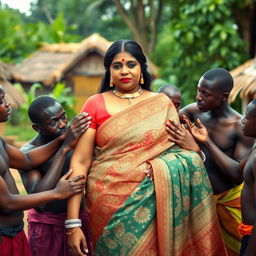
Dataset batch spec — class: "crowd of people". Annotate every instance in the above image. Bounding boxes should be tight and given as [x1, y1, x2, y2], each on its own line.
[0, 39, 255, 256]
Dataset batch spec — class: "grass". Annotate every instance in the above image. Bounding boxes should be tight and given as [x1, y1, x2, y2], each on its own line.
[4, 122, 37, 142]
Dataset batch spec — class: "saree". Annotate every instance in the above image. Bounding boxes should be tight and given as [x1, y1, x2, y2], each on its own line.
[215, 184, 243, 256]
[86, 94, 227, 256]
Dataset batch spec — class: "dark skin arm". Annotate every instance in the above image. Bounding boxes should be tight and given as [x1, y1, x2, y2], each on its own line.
[244, 157, 256, 256]
[20, 113, 91, 194]
[203, 137, 248, 184]
[178, 104, 195, 122]
[6, 137, 63, 170]
[7, 113, 88, 171]
[166, 120, 200, 153]
[166, 104, 200, 153]
[182, 115, 250, 183]
[165, 120, 204, 159]
[0, 170, 85, 214]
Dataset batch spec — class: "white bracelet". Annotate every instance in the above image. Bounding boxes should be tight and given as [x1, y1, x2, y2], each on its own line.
[200, 151, 206, 162]
[64, 219, 81, 225]
[65, 223, 82, 229]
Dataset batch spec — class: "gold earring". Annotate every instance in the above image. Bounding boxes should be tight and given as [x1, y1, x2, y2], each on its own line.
[140, 75, 144, 85]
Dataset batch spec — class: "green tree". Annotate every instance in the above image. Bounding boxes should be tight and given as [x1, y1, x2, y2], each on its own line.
[231, 0, 256, 58]
[0, 6, 82, 63]
[28, 0, 132, 41]
[114, 0, 164, 54]
[152, 0, 248, 104]
[0, 9, 37, 63]
[48, 82, 77, 119]
[10, 82, 77, 125]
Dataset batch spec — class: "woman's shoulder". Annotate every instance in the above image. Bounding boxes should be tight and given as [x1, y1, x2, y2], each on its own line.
[142, 90, 159, 98]
[81, 94, 103, 113]
[87, 93, 103, 103]
[150, 92, 159, 96]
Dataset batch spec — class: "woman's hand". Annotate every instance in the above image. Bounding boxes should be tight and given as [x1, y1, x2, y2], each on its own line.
[182, 115, 208, 142]
[166, 120, 201, 153]
[68, 228, 89, 256]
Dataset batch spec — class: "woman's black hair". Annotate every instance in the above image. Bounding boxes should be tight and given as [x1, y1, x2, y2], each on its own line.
[99, 40, 152, 93]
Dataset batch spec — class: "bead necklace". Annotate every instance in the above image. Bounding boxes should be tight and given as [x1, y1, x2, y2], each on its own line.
[112, 87, 143, 105]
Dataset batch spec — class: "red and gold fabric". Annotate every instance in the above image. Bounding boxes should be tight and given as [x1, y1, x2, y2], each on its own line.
[83, 93, 227, 255]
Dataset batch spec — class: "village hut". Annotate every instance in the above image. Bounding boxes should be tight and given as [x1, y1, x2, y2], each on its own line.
[229, 59, 256, 113]
[0, 62, 25, 109]
[0, 62, 26, 137]
[13, 33, 158, 112]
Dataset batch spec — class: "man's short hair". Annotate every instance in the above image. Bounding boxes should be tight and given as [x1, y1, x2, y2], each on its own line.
[28, 96, 58, 124]
[202, 68, 233, 92]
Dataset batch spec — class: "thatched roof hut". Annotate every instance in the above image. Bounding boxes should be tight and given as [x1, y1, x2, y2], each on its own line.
[13, 34, 107, 86]
[13, 33, 158, 86]
[0, 62, 25, 109]
[229, 59, 256, 112]
[12, 33, 158, 112]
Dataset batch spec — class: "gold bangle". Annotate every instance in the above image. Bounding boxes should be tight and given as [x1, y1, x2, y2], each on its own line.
[66, 227, 79, 235]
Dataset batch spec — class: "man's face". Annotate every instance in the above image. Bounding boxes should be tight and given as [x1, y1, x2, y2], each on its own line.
[241, 102, 256, 138]
[0, 86, 11, 122]
[196, 77, 224, 112]
[37, 102, 68, 140]
[164, 91, 181, 111]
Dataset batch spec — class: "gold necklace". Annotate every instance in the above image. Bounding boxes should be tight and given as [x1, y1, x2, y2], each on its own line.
[112, 87, 143, 105]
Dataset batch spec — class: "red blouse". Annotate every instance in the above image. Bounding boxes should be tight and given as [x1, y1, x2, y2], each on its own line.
[80, 94, 112, 130]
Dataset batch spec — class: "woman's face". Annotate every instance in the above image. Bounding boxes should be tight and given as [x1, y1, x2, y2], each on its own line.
[110, 51, 142, 93]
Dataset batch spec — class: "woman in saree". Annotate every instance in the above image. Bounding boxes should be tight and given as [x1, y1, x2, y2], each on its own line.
[66, 40, 227, 256]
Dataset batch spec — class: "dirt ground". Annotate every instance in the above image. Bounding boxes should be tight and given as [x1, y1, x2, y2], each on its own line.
[10, 168, 28, 235]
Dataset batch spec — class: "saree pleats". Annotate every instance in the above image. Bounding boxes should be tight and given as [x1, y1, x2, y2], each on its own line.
[152, 147, 227, 256]
[85, 94, 227, 255]
[95, 176, 157, 255]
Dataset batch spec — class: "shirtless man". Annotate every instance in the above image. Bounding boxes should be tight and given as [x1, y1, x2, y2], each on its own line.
[19, 96, 92, 256]
[238, 99, 256, 256]
[166, 68, 254, 256]
[0, 85, 89, 256]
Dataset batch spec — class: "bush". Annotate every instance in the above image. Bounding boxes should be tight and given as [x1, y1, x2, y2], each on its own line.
[10, 82, 77, 126]
[152, 0, 248, 107]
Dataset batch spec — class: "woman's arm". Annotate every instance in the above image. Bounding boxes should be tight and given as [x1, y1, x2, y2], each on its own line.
[67, 128, 96, 256]
[183, 115, 252, 184]
[67, 128, 96, 217]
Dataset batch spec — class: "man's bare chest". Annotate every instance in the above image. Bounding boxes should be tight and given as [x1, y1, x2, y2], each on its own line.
[200, 117, 239, 152]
